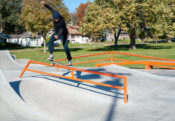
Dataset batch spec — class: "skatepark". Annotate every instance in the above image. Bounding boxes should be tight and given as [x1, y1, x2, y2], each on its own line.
[0, 50, 175, 121]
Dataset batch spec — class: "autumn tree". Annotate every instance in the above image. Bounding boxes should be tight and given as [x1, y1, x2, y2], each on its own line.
[76, 2, 89, 25]
[21, 0, 70, 52]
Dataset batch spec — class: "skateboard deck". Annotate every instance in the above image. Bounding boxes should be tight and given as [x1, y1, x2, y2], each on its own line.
[49, 60, 69, 67]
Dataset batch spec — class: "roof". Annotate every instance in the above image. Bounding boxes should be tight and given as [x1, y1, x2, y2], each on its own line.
[67, 26, 81, 35]
[0, 33, 11, 39]
[10, 32, 32, 38]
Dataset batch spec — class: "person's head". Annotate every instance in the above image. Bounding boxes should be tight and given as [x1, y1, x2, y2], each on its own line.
[54, 18, 60, 22]
[53, 11, 60, 22]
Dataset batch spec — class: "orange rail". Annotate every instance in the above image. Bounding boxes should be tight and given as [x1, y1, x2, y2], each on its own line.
[72, 58, 111, 66]
[56, 51, 175, 70]
[112, 51, 175, 63]
[19, 60, 128, 104]
[56, 52, 111, 61]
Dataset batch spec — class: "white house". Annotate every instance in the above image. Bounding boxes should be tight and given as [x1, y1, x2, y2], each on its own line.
[7, 26, 90, 47]
[106, 31, 130, 41]
[67, 26, 90, 43]
[7, 32, 44, 47]
[47, 26, 90, 44]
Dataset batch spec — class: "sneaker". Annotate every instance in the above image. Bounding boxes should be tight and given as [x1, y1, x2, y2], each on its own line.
[48, 56, 53, 61]
[68, 61, 72, 67]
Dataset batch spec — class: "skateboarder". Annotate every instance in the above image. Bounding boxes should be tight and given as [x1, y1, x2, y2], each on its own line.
[41, 1, 72, 66]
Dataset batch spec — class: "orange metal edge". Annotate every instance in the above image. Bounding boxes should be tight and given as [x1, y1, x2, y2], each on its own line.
[56, 51, 111, 62]
[19, 60, 128, 104]
[72, 58, 111, 65]
[96, 60, 175, 70]
[153, 65, 175, 70]
[112, 51, 175, 63]
[19, 60, 31, 78]
[26, 69, 125, 90]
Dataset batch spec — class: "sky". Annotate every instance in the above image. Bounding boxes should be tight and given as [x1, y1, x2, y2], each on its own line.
[63, 0, 94, 13]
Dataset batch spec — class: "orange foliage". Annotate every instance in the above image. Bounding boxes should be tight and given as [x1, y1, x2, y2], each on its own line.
[76, 3, 89, 25]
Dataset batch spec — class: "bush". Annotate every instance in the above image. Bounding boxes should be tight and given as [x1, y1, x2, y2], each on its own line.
[0, 42, 22, 49]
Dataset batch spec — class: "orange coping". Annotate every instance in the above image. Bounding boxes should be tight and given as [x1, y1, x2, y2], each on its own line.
[112, 51, 175, 63]
[19, 60, 128, 104]
[56, 52, 111, 61]
[96, 60, 175, 69]
[56, 51, 175, 70]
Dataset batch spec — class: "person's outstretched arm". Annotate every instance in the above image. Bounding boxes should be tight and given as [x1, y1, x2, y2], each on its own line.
[40, 1, 54, 12]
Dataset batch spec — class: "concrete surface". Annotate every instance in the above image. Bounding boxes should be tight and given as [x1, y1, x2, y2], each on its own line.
[0, 50, 175, 121]
[0, 69, 48, 121]
[0, 50, 21, 69]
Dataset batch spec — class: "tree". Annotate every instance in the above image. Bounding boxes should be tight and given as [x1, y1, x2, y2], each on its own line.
[0, 0, 24, 34]
[70, 12, 77, 25]
[95, 0, 122, 47]
[76, 3, 89, 25]
[113, 0, 174, 49]
[81, 2, 121, 44]
[21, 0, 70, 52]
[83, 0, 175, 49]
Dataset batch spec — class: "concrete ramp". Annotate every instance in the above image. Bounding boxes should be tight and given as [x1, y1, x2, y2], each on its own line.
[15, 64, 175, 121]
[99, 65, 175, 100]
[0, 50, 21, 69]
[0, 69, 48, 121]
[1, 62, 175, 121]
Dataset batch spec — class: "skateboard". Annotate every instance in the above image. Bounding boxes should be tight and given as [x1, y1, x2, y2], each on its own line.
[49, 60, 69, 67]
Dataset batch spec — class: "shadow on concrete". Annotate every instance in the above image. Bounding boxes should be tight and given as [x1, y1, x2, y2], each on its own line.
[105, 93, 118, 121]
[29, 75, 124, 99]
[22, 67, 125, 121]
[9, 80, 25, 101]
[84, 68, 132, 76]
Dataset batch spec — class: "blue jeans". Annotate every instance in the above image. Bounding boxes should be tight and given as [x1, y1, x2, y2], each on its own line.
[48, 33, 72, 61]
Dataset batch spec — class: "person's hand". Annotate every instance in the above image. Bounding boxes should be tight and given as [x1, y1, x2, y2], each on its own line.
[54, 35, 59, 39]
[40, 1, 46, 5]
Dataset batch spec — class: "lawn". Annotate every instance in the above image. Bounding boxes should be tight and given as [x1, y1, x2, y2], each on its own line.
[9, 41, 175, 68]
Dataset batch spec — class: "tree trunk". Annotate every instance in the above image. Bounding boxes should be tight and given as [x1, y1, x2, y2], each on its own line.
[114, 27, 122, 48]
[0, 22, 4, 33]
[36, 33, 38, 48]
[44, 39, 46, 53]
[129, 27, 136, 49]
[42, 33, 47, 53]
[168, 39, 172, 43]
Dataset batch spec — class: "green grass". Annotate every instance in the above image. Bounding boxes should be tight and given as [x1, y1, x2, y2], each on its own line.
[9, 42, 175, 68]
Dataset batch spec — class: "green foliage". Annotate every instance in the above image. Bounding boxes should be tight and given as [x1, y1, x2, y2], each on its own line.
[82, 0, 175, 48]
[0, 42, 21, 49]
[21, 0, 70, 52]
[21, 0, 70, 35]
[0, 0, 24, 34]
[81, 3, 118, 40]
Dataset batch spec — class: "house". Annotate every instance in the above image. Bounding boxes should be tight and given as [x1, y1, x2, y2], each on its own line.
[106, 31, 130, 41]
[7, 32, 44, 47]
[7, 25, 90, 47]
[47, 26, 90, 44]
[67, 26, 90, 43]
[0, 33, 11, 43]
